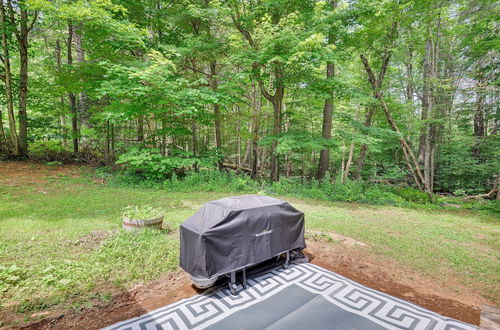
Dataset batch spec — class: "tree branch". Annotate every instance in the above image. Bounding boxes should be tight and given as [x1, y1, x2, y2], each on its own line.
[377, 22, 398, 87]
[229, 4, 273, 102]
[28, 10, 38, 32]
[6, 0, 20, 40]
[229, 5, 257, 49]
[360, 54, 378, 91]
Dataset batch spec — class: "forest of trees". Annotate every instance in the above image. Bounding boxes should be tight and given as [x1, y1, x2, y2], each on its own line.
[0, 0, 498, 197]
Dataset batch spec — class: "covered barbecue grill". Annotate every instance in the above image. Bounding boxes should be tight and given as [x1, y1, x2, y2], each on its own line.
[180, 195, 305, 294]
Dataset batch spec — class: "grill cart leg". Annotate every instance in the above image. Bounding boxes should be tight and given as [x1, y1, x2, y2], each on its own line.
[242, 267, 247, 289]
[229, 271, 238, 295]
[283, 250, 290, 269]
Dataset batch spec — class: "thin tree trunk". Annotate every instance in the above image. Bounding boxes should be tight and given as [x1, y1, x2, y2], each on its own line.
[230, 12, 283, 181]
[105, 120, 110, 156]
[251, 84, 260, 178]
[137, 115, 144, 142]
[473, 59, 486, 158]
[0, 109, 5, 147]
[242, 86, 254, 166]
[419, 35, 433, 167]
[318, 62, 335, 180]
[111, 122, 115, 156]
[191, 120, 197, 155]
[209, 62, 223, 169]
[340, 142, 345, 182]
[67, 23, 78, 153]
[405, 43, 414, 103]
[236, 105, 242, 171]
[360, 54, 432, 199]
[259, 147, 268, 178]
[147, 115, 156, 147]
[55, 40, 67, 148]
[73, 24, 89, 128]
[270, 95, 282, 182]
[355, 106, 376, 179]
[285, 114, 292, 177]
[161, 117, 167, 156]
[0, 1, 18, 154]
[17, 7, 29, 156]
[343, 140, 355, 183]
[242, 125, 252, 165]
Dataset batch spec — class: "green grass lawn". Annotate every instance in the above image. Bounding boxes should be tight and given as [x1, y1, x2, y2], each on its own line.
[1, 166, 499, 321]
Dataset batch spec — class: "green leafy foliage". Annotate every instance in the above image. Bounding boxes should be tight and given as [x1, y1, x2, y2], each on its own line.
[28, 140, 73, 163]
[122, 205, 163, 219]
[116, 148, 216, 180]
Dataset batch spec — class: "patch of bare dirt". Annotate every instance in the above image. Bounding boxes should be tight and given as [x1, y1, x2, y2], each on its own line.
[307, 230, 368, 247]
[305, 239, 487, 326]
[12, 271, 197, 330]
[0, 161, 82, 187]
[72, 230, 116, 251]
[7, 237, 489, 329]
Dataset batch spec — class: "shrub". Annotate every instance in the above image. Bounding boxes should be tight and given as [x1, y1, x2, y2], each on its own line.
[330, 181, 364, 202]
[163, 170, 260, 193]
[99, 167, 497, 213]
[362, 188, 406, 205]
[28, 140, 73, 163]
[394, 187, 431, 204]
[116, 148, 215, 181]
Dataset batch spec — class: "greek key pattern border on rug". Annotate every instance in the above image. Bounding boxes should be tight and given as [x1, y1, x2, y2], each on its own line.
[103, 263, 476, 330]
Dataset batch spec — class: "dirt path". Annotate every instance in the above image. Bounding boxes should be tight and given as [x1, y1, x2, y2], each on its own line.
[0, 161, 81, 185]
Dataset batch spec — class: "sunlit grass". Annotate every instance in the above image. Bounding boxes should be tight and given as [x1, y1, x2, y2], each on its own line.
[0, 170, 499, 319]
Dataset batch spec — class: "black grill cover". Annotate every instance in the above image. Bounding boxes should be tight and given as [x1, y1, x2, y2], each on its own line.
[180, 195, 305, 278]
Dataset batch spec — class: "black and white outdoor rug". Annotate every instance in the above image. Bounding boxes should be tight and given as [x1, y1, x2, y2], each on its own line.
[103, 263, 476, 330]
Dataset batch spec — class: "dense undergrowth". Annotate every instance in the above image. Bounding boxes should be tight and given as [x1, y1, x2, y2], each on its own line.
[94, 168, 500, 216]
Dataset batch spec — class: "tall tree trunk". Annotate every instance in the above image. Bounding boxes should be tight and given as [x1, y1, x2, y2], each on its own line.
[270, 93, 282, 182]
[160, 117, 166, 156]
[16, 7, 29, 156]
[0, 108, 5, 149]
[343, 140, 355, 183]
[230, 11, 283, 181]
[137, 115, 144, 142]
[0, 1, 18, 155]
[354, 106, 376, 179]
[340, 142, 345, 181]
[317, 1, 337, 180]
[473, 88, 486, 158]
[284, 113, 292, 177]
[191, 120, 197, 155]
[405, 43, 414, 103]
[73, 25, 89, 129]
[318, 62, 335, 180]
[473, 59, 486, 158]
[419, 35, 433, 167]
[209, 62, 223, 169]
[251, 84, 260, 178]
[55, 40, 68, 149]
[67, 23, 78, 153]
[236, 105, 242, 171]
[242, 121, 252, 166]
[110, 122, 115, 156]
[105, 120, 110, 156]
[242, 85, 255, 166]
